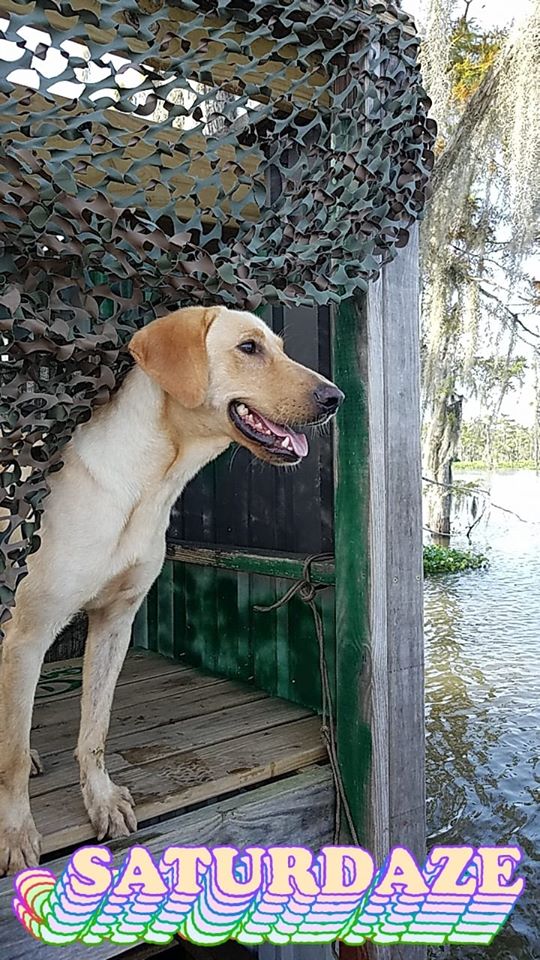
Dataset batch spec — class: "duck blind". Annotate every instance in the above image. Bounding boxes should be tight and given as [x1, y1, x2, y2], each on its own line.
[0, 0, 434, 628]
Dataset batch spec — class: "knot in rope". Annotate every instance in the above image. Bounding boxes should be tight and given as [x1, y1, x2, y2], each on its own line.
[254, 552, 332, 615]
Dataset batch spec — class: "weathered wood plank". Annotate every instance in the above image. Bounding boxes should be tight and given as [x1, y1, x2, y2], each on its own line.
[362, 227, 425, 960]
[0, 939, 165, 960]
[37, 650, 194, 704]
[45, 612, 87, 663]
[332, 297, 371, 840]
[32, 695, 308, 787]
[259, 946, 334, 960]
[31, 682, 268, 767]
[381, 225, 425, 864]
[362, 273, 390, 864]
[34, 714, 325, 852]
[166, 544, 335, 585]
[39, 649, 181, 678]
[0, 767, 334, 960]
[33, 669, 225, 730]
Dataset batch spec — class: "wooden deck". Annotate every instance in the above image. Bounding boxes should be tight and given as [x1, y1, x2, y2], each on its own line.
[30, 650, 328, 853]
[0, 650, 334, 960]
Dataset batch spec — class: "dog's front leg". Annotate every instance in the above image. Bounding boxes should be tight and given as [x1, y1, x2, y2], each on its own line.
[0, 624, 51, 874]
[78, 560, 162, 841]
[78, 603, 139, 840]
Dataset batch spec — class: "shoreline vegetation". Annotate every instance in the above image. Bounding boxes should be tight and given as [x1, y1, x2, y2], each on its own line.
[456, 420, 539, 475]
[455, 460, 538, 471]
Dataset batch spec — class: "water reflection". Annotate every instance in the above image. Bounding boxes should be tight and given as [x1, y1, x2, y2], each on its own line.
[425, 471, 539, 960]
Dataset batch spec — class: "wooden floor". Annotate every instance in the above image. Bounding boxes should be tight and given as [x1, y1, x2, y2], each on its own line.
[0, 650, 334, 959]
[30, 649, 327, 855]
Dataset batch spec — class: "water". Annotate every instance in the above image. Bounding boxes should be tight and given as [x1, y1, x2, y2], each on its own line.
[425, 470, 540, 959]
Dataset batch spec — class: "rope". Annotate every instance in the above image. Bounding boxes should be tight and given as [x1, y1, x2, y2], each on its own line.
[254, 553, 360, 848]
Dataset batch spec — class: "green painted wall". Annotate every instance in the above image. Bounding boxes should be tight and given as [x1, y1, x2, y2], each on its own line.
[134, 560, 336, 714]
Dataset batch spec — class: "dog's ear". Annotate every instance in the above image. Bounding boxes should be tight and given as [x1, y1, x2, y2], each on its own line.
[129, 307, 220, 408]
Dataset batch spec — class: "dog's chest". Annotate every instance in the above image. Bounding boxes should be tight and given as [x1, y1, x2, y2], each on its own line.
[29, 423, 227, 617]
[100, 438, 228, 573]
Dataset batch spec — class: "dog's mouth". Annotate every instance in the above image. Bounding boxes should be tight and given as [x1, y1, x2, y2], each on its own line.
[228, 401, 309, 463]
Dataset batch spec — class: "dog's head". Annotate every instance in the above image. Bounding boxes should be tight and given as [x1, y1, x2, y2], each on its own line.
[129, 305, 344, 466]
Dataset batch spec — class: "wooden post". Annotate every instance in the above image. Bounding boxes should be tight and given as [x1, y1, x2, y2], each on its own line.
[371, 226, 425, 864]
[333, 227, 425, 959]
[332, 297, 372, 837]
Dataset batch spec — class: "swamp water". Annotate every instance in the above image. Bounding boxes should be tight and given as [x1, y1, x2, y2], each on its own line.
[425, 470, 539, 959]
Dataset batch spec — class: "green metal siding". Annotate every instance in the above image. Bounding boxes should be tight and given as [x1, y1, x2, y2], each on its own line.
[134, 560, 335, 714]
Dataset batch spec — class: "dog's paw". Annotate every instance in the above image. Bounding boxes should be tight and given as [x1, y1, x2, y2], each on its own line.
[83, 780, 137, 841]
[0, 816, 41, 876]
[30, 749, 44, 778]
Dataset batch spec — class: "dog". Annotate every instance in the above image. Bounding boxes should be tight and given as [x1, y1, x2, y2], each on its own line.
[0, 304, 343, 875]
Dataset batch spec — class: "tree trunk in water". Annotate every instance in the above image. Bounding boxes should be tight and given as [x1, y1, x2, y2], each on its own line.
[423, 392, 463, 543]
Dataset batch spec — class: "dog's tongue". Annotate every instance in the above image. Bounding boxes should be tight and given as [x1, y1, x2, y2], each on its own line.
[257, 412, 309, 458]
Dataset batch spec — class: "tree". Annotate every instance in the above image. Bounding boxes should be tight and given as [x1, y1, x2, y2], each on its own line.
[459, 417, 535, 466]
[419, 0, 540, 538]
[470, 353, 527, 466]
[450, 17, 504, 104]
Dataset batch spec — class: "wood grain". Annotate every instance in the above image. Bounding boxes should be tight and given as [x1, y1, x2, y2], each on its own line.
[362, 274, 390, 865]
[166, 544, 335, 586]
[36, 650, 194, 704]
[0, 767, 334, 960]
[332, 297, 371, 842]
[35, 715, 325, 852]
[26, 659, 327, 854]
[31, 682, 269, 765]
[381, 226, 425, 864]
[362, 227, 426, 960]
[259, 946, 334, 959]
[33, 669, 225, 730]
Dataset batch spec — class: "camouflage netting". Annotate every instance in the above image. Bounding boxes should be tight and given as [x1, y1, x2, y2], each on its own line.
[0, 0, 435, 626]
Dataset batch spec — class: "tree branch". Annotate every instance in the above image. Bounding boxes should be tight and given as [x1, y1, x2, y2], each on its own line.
[466, 499, 487, 542]
[462, 0, 475, 23]
[449, 245, 539, 298]
[422, 474, 540, 524]
[476, 282, 540, 339]
[430, 36, 517, 194]
[423, 524, 448, 538]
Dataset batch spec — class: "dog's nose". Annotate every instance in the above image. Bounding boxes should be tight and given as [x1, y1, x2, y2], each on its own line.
[313, 383, 345, 416]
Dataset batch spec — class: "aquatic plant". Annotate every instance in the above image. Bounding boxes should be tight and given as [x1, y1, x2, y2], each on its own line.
[423, 545, 489, 576]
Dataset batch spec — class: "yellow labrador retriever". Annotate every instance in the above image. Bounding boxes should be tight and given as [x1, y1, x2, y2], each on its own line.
[0, 305, 343, 874]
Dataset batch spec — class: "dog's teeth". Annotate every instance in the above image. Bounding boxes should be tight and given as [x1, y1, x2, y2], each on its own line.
[237, 404, 248, 416]
[281, 437, 291, 449]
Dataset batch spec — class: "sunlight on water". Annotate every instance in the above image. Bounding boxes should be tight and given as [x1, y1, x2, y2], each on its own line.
[425, 471, 540, 960]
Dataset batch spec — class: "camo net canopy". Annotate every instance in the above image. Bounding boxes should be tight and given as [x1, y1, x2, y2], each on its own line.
[0, 0, 435, 624]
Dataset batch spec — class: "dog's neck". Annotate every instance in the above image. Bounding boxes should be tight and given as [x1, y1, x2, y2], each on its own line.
[72, 366, 230, 508]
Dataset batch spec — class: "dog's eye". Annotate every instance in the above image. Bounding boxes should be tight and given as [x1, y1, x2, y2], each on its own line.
[237, 340, 259, 355]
